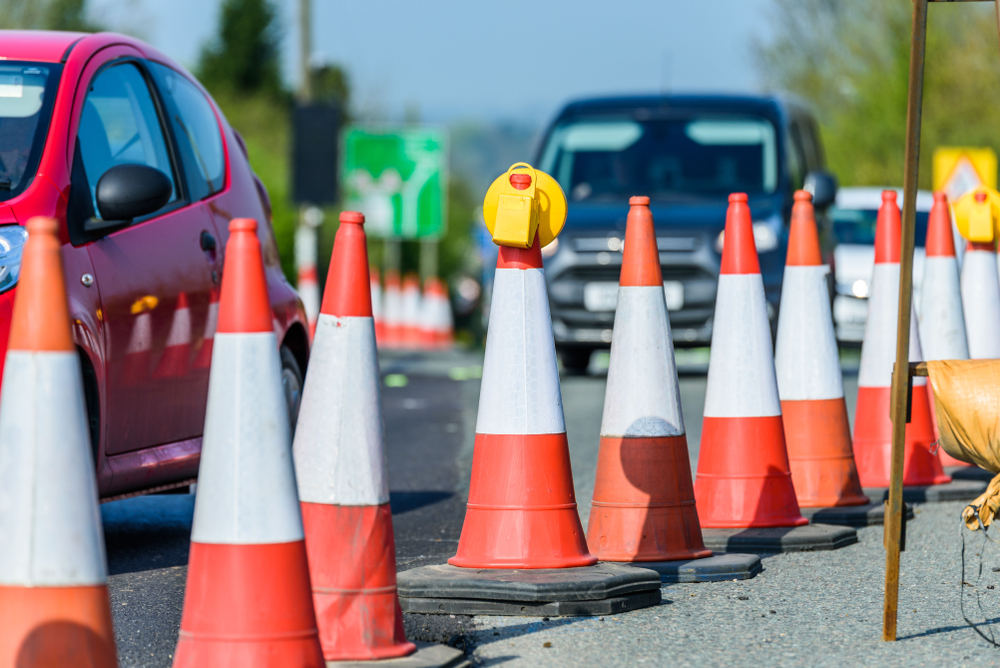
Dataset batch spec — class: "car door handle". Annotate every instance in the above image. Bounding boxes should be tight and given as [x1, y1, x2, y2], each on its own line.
[200, 231, 217, 252]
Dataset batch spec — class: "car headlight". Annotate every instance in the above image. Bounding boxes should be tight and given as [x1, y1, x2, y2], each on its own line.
[0, 225, 29, 294]
[715, 221, 781, 254]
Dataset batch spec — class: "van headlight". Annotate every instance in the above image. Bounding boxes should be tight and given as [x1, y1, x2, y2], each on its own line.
[0, 225, 28, 294]
[715, 220, 781, 254]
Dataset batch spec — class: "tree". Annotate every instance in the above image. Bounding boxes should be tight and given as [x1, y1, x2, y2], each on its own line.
[0, 0, 101, 32]
[755, 0, 1000, 188]
[197, 0, 284, 99]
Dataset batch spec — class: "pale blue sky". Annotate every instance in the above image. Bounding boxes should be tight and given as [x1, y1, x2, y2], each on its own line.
[91, 0, 776, 124]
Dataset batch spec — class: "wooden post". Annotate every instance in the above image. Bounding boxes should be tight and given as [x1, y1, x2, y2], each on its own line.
[883, 0, 928, 643]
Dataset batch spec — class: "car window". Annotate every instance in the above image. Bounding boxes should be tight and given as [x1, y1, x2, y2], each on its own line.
[0, 63, 58, 201]
[77, 62, 177, 218]
[147, 62, 225, 201]
[832, 207, 929, 247]
[786, 121, 807, 190]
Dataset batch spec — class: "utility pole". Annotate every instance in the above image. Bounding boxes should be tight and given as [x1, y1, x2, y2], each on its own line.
[298, 0, 312, 103]
[295, 0, 321, 337]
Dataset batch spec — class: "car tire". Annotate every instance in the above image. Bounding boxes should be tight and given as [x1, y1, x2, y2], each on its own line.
[560, 348, 592, 375]
[280, 345, 304, 436]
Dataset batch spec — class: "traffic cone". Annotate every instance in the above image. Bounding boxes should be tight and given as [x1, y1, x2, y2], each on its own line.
[587, 197, 712, 561]
[122, 297, 154, 386]
[296, 223, 320, 340]
[154, 292, 192, 379]
[961, 239, 1000, 359]
[173, 218, 324, 667]
[853, 191, 950, 488]
[0, 216, 116, 667]
[382, 270, 402, 348]
[400, 273, 422, 348]
[920, 192, 971, 468]
[192, 287, 219, 371]
[774, 191, 867, 508]
[293, 211, 416, 661]
[371, 265, 385, 343]
[419, 277, 453, 349]
[694, 193, 807, 528]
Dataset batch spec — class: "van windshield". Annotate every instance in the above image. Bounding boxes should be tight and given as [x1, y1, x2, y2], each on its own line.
[0, 63, 59, 201]
[539, 115, 778, 202]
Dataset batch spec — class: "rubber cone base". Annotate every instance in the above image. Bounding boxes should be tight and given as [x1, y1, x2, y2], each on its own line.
[326, 641, 470, 668]
[800, 502, 914, 527]
[396, 563, 661, 617]
[863, 479, 987, 503]
[701, 523, 858, 553]
[617, 553, 762, 583]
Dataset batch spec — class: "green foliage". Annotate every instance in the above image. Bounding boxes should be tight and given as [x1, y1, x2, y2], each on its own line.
[311, 64, 350, 114]
[0, 0, 101, 31]
[756, 0, 1000, 188]
[196, 0, 285, 100]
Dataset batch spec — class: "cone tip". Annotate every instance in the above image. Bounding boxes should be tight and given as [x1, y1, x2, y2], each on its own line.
[25, 216, 57, 235]
[229, 217, 257, 233]
[933, 191, 947, 203]
[794, 190, 812, 203]
[629, 195, 650, 206]
[340, 211, 365, 225]
[882, 190, 897, 203]
[729, 192, 748, 204]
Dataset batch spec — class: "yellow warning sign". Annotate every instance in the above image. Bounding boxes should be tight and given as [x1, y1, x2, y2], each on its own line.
[933, 147, 997, 203]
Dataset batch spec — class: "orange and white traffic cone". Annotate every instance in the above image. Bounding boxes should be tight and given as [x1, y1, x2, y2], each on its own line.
[775, 191, 867, 509]
[122, 297, 155, 386]
[371, 265, 385, 344]
[961, 239, 1000, 360]
[853, 191, 950, 488]
[695, 193, 808, 528]
[192, 287, 219, 371]
[0, 216, 116, 666]
[382, 270, 402, 349]
[296, 221, 321, 340]
[173, 218, 324, 667]
[920, 192, 971, 468]
[293, 211, 416, 662]
[419, 277, 453, 349]
[400, 273, 422, 349]
[154, 292, 192, 379]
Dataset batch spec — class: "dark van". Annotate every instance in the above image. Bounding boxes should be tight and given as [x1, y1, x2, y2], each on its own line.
[536, 94, 837, 371]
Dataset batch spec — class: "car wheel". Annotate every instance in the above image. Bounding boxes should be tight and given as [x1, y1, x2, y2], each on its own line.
[280, 345, 304, 436]
[560, 348, 592, 375]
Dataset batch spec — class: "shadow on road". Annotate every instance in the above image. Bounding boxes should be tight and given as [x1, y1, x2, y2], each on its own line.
[391, 490, 455, 514]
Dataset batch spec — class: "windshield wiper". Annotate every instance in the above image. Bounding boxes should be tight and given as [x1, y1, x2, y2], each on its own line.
[0, 178, 10, 191]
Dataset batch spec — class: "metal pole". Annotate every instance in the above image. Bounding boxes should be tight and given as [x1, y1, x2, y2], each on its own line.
[298, 0, 313, 103]
[883, 0, 928, 643]
[420, 239, 439, 282]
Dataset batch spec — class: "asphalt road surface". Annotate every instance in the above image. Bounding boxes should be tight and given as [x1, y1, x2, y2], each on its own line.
[104, 348, 1000, 667]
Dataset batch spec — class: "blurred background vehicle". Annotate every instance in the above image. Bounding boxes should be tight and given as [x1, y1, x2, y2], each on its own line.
[535, 94, 838, 372]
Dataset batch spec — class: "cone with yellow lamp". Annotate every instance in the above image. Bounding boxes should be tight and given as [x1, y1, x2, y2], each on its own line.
[0, 216, 116, 667]
[397, 164, 662, 616]
[586, 196, 761, 582]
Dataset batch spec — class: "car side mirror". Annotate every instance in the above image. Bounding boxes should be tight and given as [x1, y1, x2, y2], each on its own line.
[804, 170, 838, 210]
[87, 164, 172, 238]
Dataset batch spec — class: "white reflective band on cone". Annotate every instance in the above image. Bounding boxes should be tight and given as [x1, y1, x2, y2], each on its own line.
[476, 267, 566, 435]
[126, 311, 152, 353]
[858, 264, 925, 388]
[192, 332, 304, 544]
[775, 265, 843, 401]
[601, 286, 684, 437]
[164, 305, 191, 346]
[0, 352, 106, 586]
[704, 273, 781, 418]
[384, 288, 401, 327]
[293, 315, 388, 506]
[919, 256, 968, 361]
[371, 284, 383, 320]
[962, 250, 1000, 359]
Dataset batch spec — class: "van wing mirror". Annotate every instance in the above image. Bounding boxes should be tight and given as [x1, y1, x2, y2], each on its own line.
[804, 170, 838, 210]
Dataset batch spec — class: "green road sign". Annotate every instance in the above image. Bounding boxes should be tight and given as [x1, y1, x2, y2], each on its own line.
[342, 127, 448, 239]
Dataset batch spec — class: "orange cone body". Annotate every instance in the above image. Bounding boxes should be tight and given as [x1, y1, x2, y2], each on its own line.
[853, 192, 950, 488]
[919, 192, 971, 467]
[419, 277, 453, 349]
[371, 265, 385, 343]
[0, 217, 117, 666]
[694, 194, 807, 528]
[450, 235, 595, 568]
[192, 287, 219, 371]
[775, 192, 867, 507]
[400, 273, 422, 348]
[587, 197, 711, 561]
[382, 270, 402, 348]
[154, 292, 192, 379]
[293, 212, 416, 661]
[173, 218, 324, 668]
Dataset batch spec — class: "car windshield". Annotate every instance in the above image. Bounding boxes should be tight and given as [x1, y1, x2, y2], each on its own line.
[0, 63, 59, 201]
[539, 114, 778, 201]
[832, 207, 929, 247]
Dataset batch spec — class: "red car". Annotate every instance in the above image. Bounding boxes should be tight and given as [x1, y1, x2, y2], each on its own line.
[0, 31, 310, 499]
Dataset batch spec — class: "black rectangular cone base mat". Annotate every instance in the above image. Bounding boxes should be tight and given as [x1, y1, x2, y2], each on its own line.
[325, 641, 470, 668]
[800, 502, 914, 527]
[701, 523, 858, 553]
[397, 563, 661, 602]
[863, 478, 987, 503]
[944, 465, 995, 483]
[398, 589, 662, 617]
[613, 553, 762, 583]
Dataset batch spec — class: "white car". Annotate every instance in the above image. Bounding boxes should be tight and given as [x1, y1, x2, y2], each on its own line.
[830, 187, 939, 343]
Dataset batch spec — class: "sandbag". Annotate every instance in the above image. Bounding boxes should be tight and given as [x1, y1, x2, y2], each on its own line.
[926, 359, 1000, 530]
